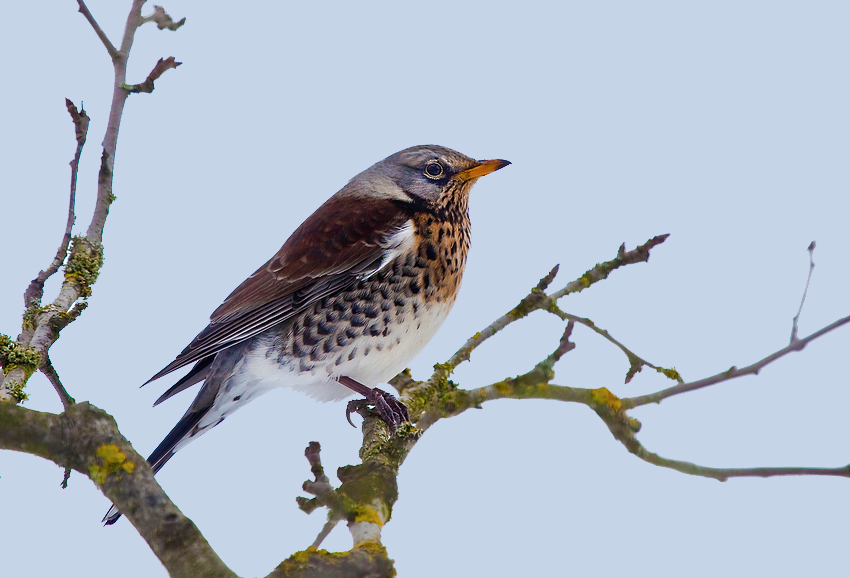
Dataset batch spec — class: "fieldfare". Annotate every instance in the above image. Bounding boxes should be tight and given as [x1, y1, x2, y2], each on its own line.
[104, 145, 509, 524]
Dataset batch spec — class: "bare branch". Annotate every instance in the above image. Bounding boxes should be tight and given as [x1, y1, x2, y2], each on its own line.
[791, 241, 816, 343]
[550, 308, 682, 385]
[77, 0, 119, 59]
[23, 99, 87, 308]
[40, 356, 75, 410]
[122, 57, 182, 93]
[622, 313, 850, 409]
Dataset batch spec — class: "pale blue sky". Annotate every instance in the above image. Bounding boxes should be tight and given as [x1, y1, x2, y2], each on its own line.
[2, 1, 849, 577]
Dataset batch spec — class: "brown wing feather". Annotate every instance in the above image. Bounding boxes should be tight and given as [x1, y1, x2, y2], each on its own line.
[145, 196, 413, 384]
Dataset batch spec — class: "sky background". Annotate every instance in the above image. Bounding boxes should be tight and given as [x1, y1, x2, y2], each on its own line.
[2, 1, 849, 576]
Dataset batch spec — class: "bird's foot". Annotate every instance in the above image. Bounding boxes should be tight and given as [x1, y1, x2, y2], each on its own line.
[346, 388, 410, 431]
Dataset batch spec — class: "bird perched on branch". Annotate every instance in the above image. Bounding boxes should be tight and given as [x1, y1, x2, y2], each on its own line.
[104, 144, 509, 524]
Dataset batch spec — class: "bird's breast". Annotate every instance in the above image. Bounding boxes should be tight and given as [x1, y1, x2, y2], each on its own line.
[252, 212, 470, 398]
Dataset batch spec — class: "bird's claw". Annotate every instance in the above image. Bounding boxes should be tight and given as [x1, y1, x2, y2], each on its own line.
[345, 388, 410, 431]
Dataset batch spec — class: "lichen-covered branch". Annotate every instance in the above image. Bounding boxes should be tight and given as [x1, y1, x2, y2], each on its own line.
[0, 402, 235, 578]
[426, 234, 671, 389]
[0, 0, 184, 404]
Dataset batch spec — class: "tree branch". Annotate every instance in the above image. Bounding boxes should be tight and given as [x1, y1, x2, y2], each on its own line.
[0, 402, 236, 577]
[77, 0, 119, 60]
[621, 313, 850, 409]
[426, 234, 670, 389]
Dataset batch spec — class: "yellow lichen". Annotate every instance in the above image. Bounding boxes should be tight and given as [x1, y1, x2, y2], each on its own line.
[88, 443, 134, 485]
[353, 507, 384, 527]
[590, 387, 622, 412]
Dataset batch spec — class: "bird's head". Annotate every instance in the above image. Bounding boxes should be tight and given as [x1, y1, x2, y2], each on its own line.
[345, 145, 510, 210]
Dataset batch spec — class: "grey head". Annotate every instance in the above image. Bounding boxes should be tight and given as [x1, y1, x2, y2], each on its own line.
[339, 145, 510, 208]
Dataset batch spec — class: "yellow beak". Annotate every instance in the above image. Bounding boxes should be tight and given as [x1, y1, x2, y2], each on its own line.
[457, 158, 511, 181]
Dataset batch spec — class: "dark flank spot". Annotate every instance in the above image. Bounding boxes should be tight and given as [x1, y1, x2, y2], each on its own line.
[436, 296, 442, 302]
[325, 310, 339, 323]
[381, 301, 391, 311]
[321, 297, 333, 309]
[454, 257, 459, 267]
[412, 302, 419, 315]
[382, 327, 390, 337]
[394, 296, 406, 307]
[351, 301, 363, 314]
[375, 343, 383, 351]
[293, 342, 307, 358]
[389, 275, 401, 285]
[310, 346, 323, 361]
[348, 348, 358, 361]
[450, 241, 457, 254]
[426, 217, 434, 226]
[350, 314, 366, 327]
[335, 355, 344, 366]
[384, 314, 392, 325]
[317, 319, 333, 335]
[303, 330, 319, 346]
[323, 338, 335, 353]
[233, 395, 242, 402]
[369, 324, 381, 336]
[304, 314, 316, 327]
[299, 359, 313, 372]
[415, 258, 428, 268]
[417, 323, 421, 330]
[364, 304, 379, 318]
[438, 228, 444, 241]
[409, 279, 421, 294]
[346, 327, 359, 339]
[402, 266, 415, 277]
[405, 253, 415, 267]
[337, 334, 349, 347]
[396, 337, 401, 345]
[293, 319, 301, 334]
[425, 241, 437, 260]
[423, 273, 431, 289]
[364, 347, 371, 356]
[393, 262, 402, 275]
[343, 292, 357, 302]
[380, 286, 391, 299]
[333, 299, 347, 312]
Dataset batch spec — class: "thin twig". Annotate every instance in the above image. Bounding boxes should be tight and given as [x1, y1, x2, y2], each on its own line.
[76, 0, 119, 59]
[631, 446, 850, 482]
[433, 235, 670, 383]
[622, 313, 850, 409]
[791, 241, 816, 343]
[40, 357, 75, 410]
[310, 518, 342, 549]
[23, 100, 87, 308]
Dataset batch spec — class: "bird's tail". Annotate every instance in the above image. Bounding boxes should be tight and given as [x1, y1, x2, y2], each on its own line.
[102, 406, 208, 525]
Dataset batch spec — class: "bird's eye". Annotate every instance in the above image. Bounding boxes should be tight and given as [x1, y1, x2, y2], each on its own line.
[424, 161, 444, 179]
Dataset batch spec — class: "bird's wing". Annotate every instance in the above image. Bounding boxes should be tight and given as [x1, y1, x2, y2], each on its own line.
[146, 195, 414, 385]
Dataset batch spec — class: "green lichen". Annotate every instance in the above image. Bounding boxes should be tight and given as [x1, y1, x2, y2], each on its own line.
[655, 366, 683, 382]
[64, 236, 104, 298]
[88, 443, 134, 485]
[0, 335, 40, 376]
[22, 305, 48, 330]
[6, 381, 29, 403]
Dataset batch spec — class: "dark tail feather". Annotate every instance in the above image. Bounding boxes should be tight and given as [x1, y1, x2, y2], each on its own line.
[153, 357, 214, 407]
[102, 407, 208, 525]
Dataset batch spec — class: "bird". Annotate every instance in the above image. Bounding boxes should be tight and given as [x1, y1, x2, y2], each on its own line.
[103, 145, 509, 524]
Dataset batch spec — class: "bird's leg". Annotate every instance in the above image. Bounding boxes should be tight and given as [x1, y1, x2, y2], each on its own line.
[337, 376, 410, 431]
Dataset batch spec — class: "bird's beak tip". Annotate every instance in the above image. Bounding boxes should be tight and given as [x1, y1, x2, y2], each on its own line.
[459, 158, 512, 181]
